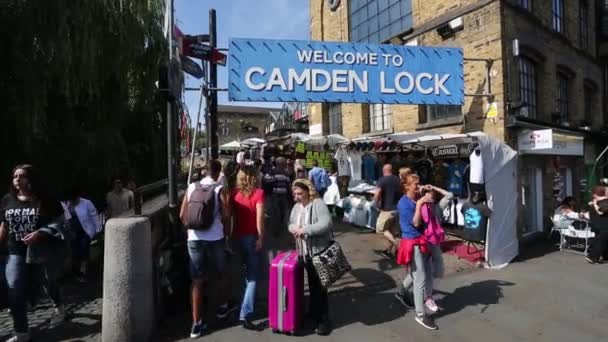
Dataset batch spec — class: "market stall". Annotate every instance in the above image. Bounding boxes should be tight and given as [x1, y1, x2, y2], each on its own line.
[389, 131, 519, 269]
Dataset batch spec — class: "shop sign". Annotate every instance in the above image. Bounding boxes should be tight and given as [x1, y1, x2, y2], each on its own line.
[518, 129, 553, 151]
[431, 143, 473, 159]
[518, 129, 584, 156]
[228, 38, 464, 105]
[309, 123, 322, 136]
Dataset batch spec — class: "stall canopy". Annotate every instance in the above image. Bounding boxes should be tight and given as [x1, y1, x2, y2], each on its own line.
[241, 137, 265, 146]
[219, 140, 242, 151]
[390, 131, 519, 269]
[302, 134, 349, 148]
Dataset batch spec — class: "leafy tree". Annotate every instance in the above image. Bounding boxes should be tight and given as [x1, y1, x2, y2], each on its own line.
[0, 0, 169, 207]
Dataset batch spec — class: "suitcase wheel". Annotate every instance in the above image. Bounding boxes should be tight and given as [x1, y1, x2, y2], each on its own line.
[272, 329, 280, 334]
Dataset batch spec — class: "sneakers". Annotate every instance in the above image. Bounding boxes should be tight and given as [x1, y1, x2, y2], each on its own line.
[585, 256, 599, 264]
[5, 331, 31, 342]
[394, 291, 414, 309]
[315, 320, 332, 336]
[415, 314, 438, 330]
[189, 320, 208, 339]
[52, 305, 67, 324]
[216, 301, 238, 320]
[240, 319, 263, 331]
[425, 298, 440, 314]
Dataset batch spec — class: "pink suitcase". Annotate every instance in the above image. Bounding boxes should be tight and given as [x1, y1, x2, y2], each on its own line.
[268, 250, 304, 335]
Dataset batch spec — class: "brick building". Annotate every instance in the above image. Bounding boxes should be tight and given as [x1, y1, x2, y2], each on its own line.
[217, 105, 270, 146]
[309, 0, 608, 238]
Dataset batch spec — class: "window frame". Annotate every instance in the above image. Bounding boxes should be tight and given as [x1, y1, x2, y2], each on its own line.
[579, 0, 589, 50]
[518, 56, 538, 118]
[328, 103, 343, 135]
[556, 72, 570, 122]
[369, 104, 392, 132]
[349, 0, 413, 43]
[583, 83, 596, 124]
[552, 0, 564, 33]
[425, 105, 462, 122]
[519, 0, 532, 12]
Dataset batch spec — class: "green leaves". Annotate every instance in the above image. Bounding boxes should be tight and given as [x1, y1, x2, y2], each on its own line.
[0, 0, 168, 206]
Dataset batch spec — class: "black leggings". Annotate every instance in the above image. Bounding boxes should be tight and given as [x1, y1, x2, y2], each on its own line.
[590, 231, 608, 261]
[304, 259, 329, 323]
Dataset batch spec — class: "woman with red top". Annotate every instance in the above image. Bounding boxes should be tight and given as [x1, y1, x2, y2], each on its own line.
[231, 167, 265, 331]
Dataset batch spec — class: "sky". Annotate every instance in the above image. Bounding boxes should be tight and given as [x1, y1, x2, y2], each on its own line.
[174, 0, 310, 124]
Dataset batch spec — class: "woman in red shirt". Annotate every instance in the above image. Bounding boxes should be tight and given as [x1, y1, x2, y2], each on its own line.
[231, 166, 265, 331]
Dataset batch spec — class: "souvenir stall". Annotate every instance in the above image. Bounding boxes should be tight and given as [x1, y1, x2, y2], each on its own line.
[387, 131, 519, 269]
[336, 138, 402, 230]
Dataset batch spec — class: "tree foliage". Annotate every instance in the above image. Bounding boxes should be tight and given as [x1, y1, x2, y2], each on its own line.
[0, 0, 168, 206]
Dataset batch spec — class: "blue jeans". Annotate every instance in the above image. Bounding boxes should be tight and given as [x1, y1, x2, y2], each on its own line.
[237, 235, 261, 321]
[5, 255, 43, 333]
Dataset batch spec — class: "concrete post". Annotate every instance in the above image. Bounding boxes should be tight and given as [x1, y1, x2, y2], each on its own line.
[102, 217, 154, 342]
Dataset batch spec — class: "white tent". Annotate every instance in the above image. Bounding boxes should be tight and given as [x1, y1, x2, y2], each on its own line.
[302, 134, 349, 148]
[241, 138, 265, 146]
[389, 131, 519, 269]
[219, 140, 241, 151]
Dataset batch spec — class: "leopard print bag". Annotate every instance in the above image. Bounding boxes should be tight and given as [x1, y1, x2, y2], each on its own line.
[310, 239, 352, 288]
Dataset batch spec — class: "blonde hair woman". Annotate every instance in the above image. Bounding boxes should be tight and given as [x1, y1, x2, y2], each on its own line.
[231, 167, 265, 331]
[288, 178, 333, 336]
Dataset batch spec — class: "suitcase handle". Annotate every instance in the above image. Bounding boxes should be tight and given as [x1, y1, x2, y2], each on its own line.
[282, 286, 287, 312]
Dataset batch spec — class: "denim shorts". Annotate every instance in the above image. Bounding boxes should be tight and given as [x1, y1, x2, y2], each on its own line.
[187, 239, 226, 279]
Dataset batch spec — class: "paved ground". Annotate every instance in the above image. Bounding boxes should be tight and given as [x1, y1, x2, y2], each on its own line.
[3, 221, 606, 342]
[158, 224, 608, 342]
[0, 267, 103, 342]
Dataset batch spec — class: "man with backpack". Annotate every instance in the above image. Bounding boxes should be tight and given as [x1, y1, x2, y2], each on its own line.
[179, 160, 237, 339]
[263, 157, 292, 238]
[309, 160, 330, 198]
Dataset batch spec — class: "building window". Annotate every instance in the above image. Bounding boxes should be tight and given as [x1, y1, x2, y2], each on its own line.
[584, 84, 596, 124]
[552, 0, 564, 33]
[328, 103, 342, 135]
[556, 73, 569, 122]
[426, 105, 461, 122]
[349, 0, 413, 43]
[369, 104, 391, 132]
[579, 0, 589, 50]
[519, 0, 532, 11]
[519, 57, 537, 118]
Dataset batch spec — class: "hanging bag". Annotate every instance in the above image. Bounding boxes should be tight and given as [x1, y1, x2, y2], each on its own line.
[307, 204, 351, 288]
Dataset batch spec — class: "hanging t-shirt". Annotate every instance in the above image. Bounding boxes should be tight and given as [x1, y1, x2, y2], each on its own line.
[334, 148, 351, 177]
[461, 201, 492, 242]
[469, 150, 484, 184]
[347, 151, 362, 181]
[447, 162, 467, 197]
[1, 193, 63, 256]
[415, 159, 433, 185]
[433, 162, 449, 189]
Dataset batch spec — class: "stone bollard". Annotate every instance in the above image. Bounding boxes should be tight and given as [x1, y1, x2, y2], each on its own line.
[102, 217, 153, 342]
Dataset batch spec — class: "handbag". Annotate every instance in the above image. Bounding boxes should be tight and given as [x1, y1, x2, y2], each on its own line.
[307, 205, 352, 288]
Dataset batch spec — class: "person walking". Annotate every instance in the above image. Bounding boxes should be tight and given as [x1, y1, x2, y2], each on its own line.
[265, 157, 292, 238]
[105, 178, 133, 219]
[179, 160, 237, 339]
[0, 164, 67, 342]
[395, 174, 437, 330]
[231, 167, 265, 331]
[308, 160, 330, 198]
[374, 164, 402, 258]
[61, 187, 101, 282]
[288, 179, 333, 336]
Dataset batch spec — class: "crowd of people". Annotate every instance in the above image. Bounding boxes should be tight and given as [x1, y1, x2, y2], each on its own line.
[0, 164, 141, 342]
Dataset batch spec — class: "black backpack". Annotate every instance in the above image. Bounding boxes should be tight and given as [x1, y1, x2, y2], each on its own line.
[185, 183, 217, 230]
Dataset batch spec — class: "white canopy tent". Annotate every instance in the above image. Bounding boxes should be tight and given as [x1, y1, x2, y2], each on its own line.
[241, 137, 265, 146]
[219, 140, 242, 151]
[389, 131, 519, 269]
[302, 134, 349, 148]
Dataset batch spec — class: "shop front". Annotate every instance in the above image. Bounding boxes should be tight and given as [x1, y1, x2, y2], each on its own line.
[517, 129, 586, 238]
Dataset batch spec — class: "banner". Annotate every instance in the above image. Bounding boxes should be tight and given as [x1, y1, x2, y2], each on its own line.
[228, 38, 464, 105]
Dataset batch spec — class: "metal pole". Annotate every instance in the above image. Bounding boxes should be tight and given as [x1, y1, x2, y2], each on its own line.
[187, 85, 205, 184]
[167, 0, 178, 213]
[209, 9, 219, 160]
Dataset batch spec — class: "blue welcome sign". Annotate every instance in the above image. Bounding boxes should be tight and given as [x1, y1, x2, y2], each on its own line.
[228, 38, 464, 105]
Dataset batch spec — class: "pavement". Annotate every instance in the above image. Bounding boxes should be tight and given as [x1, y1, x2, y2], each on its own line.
[2, 220, 607, 342]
